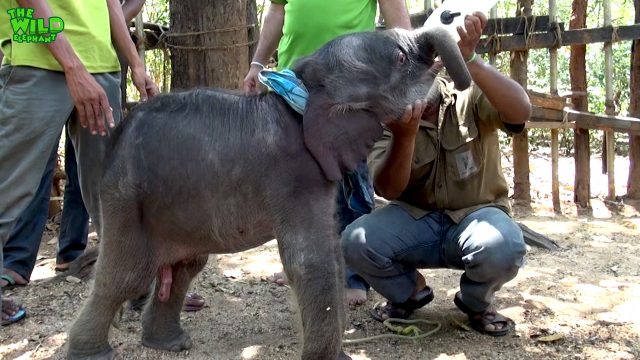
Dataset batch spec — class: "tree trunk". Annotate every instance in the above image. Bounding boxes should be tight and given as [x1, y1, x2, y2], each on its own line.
[247, 0, 259, 62]
[169, 0, 250, 90]
[510, 0, 532, 209]
[570, 0, 591, 213]
[627, 0, 640, 199]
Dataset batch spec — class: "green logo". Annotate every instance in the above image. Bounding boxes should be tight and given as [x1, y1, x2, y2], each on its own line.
[7, 8, 64, 43]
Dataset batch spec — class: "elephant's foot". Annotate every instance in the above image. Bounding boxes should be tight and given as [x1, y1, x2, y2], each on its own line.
[67, 346, 116, 360]
[338, 350, 352, 360]
[141, 329, 192, 352]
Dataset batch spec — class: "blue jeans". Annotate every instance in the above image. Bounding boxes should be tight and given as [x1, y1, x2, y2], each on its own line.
[4, 129, 89, 280]
[341, 205, 526, 312]
[336, 160, 374, 291]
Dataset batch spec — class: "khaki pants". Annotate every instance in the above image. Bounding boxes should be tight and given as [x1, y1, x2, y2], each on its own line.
[0, 65, 121, 303]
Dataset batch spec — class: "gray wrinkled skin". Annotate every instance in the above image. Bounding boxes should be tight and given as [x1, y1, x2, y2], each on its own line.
[66, 27, 469, 360]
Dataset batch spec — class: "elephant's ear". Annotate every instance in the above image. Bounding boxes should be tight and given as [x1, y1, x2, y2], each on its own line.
[303, 90, 383, 182]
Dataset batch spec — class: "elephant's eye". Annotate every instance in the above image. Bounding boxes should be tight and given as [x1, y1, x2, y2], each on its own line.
[395, 48, 406, 65]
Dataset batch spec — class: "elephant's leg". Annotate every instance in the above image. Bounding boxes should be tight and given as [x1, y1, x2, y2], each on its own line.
[141, 255, 208, 352]
[276, 202, 349, 360]
[67, 224, 156, 360]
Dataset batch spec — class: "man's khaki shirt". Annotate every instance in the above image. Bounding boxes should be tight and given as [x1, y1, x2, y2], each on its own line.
[368, 78, 514, 223]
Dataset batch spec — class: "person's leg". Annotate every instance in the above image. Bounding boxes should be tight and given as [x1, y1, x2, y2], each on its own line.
[341, 205, 445, 313]
[67, 72, 123, 234]
[444, 206, 526, 335]
[56, 127, 90, 269]
[0, 65, 74, 320]
[337, 160, 374, 306]
[3, 140, 59, 285]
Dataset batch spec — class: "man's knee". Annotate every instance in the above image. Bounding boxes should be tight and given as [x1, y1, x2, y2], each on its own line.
[340, 220, 393, 276]
[462, 216, 526, 282]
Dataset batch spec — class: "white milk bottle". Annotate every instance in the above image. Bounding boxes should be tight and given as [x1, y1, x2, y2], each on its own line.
[423, 0, 499, 42]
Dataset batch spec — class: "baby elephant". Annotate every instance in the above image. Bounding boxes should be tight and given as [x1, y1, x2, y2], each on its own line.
[66, 26, 470, 360]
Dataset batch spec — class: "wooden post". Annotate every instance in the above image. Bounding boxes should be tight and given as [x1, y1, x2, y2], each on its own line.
[549, 0, 561, 213]
[571, 0, 591, 214]
[628, 0, 640, 199]
[135, 12, 145, 70]
[247, 0, 259, 63]
[169, 0, 250, 90]
[510, 0, 532, 210]
[489, 6, 498, 66]
[604, 0, 616, 200]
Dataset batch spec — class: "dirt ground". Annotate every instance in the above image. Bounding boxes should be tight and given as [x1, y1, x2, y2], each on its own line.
[1, 150, 639, 360]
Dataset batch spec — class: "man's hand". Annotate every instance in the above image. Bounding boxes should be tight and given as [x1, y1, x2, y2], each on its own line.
[130, 64, 160, 101]
[456, 12, 487, 62]
[64, 66, 114, 136]
[386, 100, 426, 141]
[243, 64, 267, 95]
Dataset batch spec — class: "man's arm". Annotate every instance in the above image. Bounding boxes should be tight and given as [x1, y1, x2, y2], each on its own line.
[106, 0, 158, 100]
[372, 102, 425, 200]
[16, 0, 115, 135]
[121, 0, 145, 24]
[243, 3, 285, 94]
[458, 13, 531, 124]
[378, 0, 412, 30]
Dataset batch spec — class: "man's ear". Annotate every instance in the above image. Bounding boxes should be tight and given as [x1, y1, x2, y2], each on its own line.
[302, 89, 383, 182]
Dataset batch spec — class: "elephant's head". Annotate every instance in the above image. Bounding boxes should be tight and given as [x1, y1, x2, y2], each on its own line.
[293, 26, 471, 181]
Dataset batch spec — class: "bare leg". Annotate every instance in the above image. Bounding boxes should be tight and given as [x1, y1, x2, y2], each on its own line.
[141, 255, 208, 352]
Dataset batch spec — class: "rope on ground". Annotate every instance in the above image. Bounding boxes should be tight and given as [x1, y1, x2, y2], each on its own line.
[343, 301, 442, 344]
[343, 317, 442, 344]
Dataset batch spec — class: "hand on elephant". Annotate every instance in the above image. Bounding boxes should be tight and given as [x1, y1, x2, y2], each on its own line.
[456, 11, 487, 63]
[243, 64, 268, 95]
[386, 99, 426, 141]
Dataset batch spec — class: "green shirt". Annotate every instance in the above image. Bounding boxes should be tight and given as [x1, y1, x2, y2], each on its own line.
[0, 1, 120, 73]
[369, 78, 515, 223]
[270, 0, 377, 69]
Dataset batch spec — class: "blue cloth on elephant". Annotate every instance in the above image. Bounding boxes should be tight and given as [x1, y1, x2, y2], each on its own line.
[259, 69, 375, 214]
[258, 69, 309, 114]
[261, 68, 375, 292]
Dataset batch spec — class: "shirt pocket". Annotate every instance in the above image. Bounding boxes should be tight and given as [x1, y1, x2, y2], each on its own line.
[440, 114, 484, 182]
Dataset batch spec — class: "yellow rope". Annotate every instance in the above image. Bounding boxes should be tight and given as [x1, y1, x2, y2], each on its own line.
[343, 317, 442, 344]
[343, 301, 442, 344]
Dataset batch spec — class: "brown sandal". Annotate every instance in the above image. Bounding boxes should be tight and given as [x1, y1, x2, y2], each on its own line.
[454, 292, 514, 337]
[370, 286, 434, 322]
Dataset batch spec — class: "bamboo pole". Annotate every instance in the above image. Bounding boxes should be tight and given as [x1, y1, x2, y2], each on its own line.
[549, 0, 561, 213]
[604, 0, 616, 200]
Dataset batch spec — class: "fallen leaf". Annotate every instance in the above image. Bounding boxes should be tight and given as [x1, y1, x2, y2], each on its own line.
[66, 276, 82, 284]
[537, 333, 564, 342]
[451, 317, 472, 332]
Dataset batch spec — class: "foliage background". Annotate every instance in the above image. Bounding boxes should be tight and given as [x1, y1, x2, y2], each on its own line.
[129, 0, 637, 155]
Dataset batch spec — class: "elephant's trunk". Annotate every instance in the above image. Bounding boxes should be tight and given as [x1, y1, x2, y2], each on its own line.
[415, 27, 472, 91]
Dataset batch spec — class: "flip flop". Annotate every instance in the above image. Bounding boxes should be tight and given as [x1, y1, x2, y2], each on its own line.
[370, 286, 434, 322]
[1, 274, 27, 290]
[2, 302, 27, 326]
[453, 291, 514, 337]
[183, 292, 205, 312]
